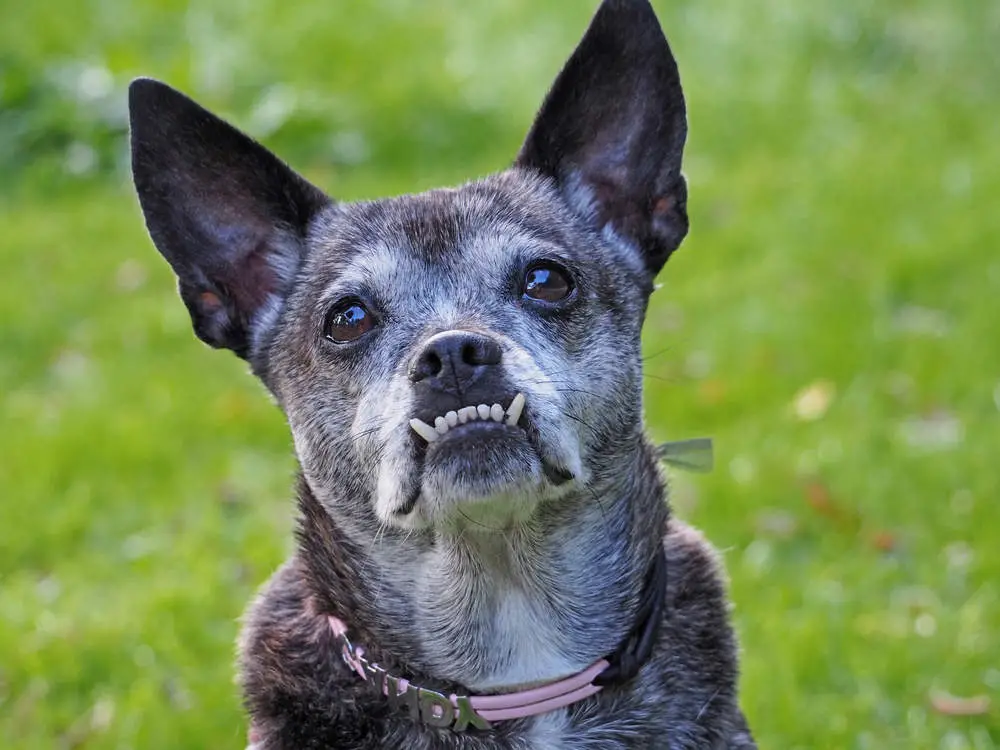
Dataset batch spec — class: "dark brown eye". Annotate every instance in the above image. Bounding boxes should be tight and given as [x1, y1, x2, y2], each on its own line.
[523, 264, 574, 304]
[325, 300, 376, 343]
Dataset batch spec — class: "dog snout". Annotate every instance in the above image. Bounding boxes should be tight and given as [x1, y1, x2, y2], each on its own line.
[408, 330, 503, 392]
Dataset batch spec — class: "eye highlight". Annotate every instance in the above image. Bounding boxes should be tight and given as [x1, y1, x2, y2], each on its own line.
[324, 299, 376, 343]
[522, 263, 574, 304]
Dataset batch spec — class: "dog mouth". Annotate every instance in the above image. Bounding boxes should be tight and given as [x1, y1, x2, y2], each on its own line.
[396, 392, 573, 518]
[408, 393, 526, 443]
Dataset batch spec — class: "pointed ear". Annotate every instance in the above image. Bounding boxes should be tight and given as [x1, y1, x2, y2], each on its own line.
[517, 0, 688, 276]
[128, 78, 330, 360]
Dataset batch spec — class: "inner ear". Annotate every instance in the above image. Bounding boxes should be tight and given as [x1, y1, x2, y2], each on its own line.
[517, 0, 688, 276]
[129, 78, 330, 360]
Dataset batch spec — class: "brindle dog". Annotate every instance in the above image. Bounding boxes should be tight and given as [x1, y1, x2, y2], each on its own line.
[128, 1, 757, 747]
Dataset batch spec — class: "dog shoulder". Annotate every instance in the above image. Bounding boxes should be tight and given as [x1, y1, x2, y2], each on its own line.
[238, 558, 333, 702]
[237, 559, 379, 748]
[661, 517, 737, 652]
[663, 518, 730, 600]
[656, 519, 751, 745]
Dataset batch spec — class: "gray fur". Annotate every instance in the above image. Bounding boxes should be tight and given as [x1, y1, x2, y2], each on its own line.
[128, 1, 756, 747]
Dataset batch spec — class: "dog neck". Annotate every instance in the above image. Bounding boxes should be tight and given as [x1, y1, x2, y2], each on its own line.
[298, 438, 669, 692]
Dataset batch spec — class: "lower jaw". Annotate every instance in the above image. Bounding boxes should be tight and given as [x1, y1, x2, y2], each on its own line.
[394, 429, 576, 526]
[419, 455, 544, 525]
[438, 493, 541, 532]
[395, 474, 559, 529]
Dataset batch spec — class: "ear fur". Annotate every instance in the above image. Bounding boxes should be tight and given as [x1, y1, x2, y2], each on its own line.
[517, 0, 689, 276]
[128, 78, 330, 359]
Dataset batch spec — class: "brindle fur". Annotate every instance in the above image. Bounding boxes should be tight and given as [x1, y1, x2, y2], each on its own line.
[129, 1, 757, 747]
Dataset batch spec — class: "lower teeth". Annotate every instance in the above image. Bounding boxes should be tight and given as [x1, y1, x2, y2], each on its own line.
[409, 393, 526, 443]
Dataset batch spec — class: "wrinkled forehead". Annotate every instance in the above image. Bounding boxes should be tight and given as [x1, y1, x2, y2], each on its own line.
[304, 173, 582, 306]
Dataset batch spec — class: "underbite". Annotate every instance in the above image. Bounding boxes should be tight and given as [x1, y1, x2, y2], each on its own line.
[408, 393, 525, 444]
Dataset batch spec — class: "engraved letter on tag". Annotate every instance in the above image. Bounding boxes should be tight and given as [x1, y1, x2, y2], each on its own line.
[418, 689, 455, 728]
[452, 696, 492, 731]
[386, 676, 420, 722]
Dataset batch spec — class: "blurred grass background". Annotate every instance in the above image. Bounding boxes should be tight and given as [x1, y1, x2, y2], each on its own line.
[1, 0, 998, 747]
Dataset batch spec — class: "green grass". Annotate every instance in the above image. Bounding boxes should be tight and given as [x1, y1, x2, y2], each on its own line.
[2, 1, 999, 747]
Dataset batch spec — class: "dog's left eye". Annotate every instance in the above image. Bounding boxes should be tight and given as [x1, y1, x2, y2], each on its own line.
[324, 300, 376, 343]
[523, 264, 574, 304]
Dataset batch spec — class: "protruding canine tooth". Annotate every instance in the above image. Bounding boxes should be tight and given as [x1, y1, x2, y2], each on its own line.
[490, 403, 504, 422]
[459, 406, 477, 423]
[434, 416, 449, 435]
[505, 392, 525, 426]
[409, 418, 439, 443]
[477, 404, 491, 420]
[445, 411, 459, 427]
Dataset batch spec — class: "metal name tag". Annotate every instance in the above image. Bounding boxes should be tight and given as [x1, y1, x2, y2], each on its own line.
[337, 632, 492, 732]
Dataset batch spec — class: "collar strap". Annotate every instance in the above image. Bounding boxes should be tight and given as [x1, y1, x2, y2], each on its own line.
[328, 547, 667, 732]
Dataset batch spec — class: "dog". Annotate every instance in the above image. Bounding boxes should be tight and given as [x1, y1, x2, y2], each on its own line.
[128, 1, 757, 747]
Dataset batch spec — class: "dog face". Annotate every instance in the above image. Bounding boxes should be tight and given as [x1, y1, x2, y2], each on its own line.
[129, 0, 688, 532]
[270, 173, 656, 531]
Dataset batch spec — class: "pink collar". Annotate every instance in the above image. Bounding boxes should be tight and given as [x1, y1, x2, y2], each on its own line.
[327, 547, 667, 732]
[330, 616, 609, 730]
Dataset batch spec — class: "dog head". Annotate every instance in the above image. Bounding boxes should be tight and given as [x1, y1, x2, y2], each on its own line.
[129, 0, 687, 533]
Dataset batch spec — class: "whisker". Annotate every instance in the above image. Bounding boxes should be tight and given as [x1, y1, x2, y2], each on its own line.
[361, 519, 386, 584]
[583, 482, 614, 548]
[351, 424, 384, 443]
[696, 687, 723, 721]
[455, 507, 505, 534]
[641, 345, 676, 363]
[562, 412, 599, 434]
[368, 522, 391, 608]
[642, 371, 681, 384]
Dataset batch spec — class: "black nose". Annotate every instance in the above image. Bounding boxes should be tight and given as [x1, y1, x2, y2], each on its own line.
[409, 330, 503, 387]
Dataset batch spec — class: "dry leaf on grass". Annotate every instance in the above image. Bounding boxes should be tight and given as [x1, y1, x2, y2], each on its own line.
[792, 380, 836, 421]
[929, 690, 991, 716]
[804, 481, 853, 523]
[870, 530, 898, 553]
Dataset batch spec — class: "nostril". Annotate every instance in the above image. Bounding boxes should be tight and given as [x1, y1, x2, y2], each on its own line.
[426, 351, 443, 375]
[410, 349, 443, 383]
[461, 343, 478, 366]
[464, 337, 503, 366]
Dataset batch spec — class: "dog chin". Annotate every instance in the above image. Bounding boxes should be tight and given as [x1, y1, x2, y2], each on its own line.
[419, 433, 544, 527]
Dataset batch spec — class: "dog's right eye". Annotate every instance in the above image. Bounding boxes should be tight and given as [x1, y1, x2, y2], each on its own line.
[324, 300, 376, 343]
